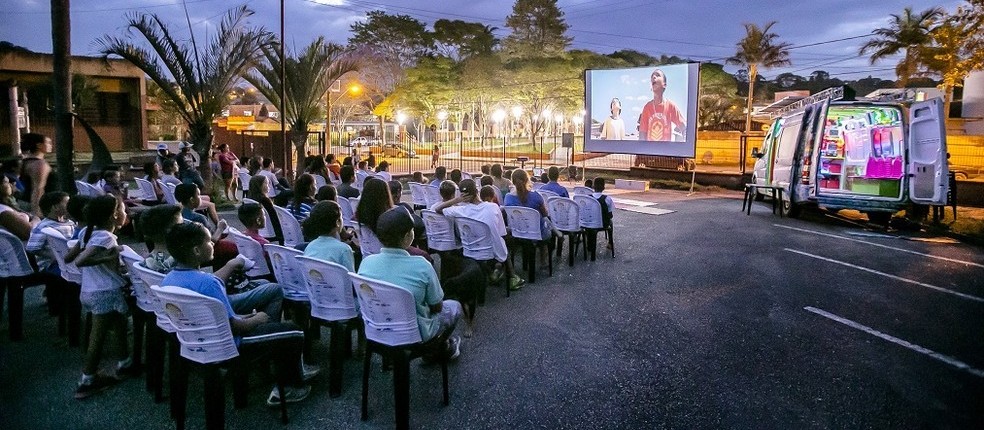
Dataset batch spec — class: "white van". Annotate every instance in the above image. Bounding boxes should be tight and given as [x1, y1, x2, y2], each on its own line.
[750, 97, 948, 223]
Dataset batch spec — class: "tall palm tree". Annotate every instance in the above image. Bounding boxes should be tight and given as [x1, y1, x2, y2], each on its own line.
[50, 0, 74, 192]
[727, 21, 792, 135]
[98, 6, 272, 176]
[245, 37, 359, 173]
[859, 6, 944, 88]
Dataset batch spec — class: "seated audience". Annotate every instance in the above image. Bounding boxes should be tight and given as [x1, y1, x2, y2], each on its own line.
[289, 174, 317, 222]
[375, 161, 392, 182]
[246, 175, 284, 243]
[505, 169, 554, 264]
[357, 178, 431, 262]
[315, 185, 337, 202]
[411, 171, 427, 184]
[0, 175, 35, 240]
[337, 165, 360, 199]
[357, 208, 462, 359]
[540, 166, 570, 198]
[161, 222, 311, 405]
[301, 201, 355, 272]
[435, 179, 523, 291]
[429, 166, 447, 187]
[450, 169, 462, 184]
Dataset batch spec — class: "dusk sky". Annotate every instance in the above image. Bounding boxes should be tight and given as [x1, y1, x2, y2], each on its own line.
[0, 0, 958, 80]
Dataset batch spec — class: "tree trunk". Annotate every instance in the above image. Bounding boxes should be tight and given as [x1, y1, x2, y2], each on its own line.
[51, 0, 75, 193]
[744, 64, 758, 135]
[188, 121, 214, 181]
[943, 83, 952, 124]
[291, 128, 308, 174]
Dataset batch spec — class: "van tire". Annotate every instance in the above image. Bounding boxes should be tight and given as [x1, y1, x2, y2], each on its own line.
[751, 175, 765, 201]
[866, 211, 891, 226]
[781, 198, 802, 218]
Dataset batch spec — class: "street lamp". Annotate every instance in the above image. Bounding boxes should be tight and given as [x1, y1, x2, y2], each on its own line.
[396, 111, 407, 146]
[325, 82, 361, 150]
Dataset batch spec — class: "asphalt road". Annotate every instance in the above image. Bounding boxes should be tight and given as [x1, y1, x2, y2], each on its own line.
[2, 189, 982, 429]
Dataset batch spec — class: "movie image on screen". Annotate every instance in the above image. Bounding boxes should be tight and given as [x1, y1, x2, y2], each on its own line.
[584, 64, 699, 157]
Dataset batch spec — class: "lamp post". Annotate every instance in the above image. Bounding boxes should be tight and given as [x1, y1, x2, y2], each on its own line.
[511, 106, 523, 167]
[325, 82, 361, 151]
[492, 109, 506, 165]
[396, 111, 407, 171]
[554, 113, 564, 158]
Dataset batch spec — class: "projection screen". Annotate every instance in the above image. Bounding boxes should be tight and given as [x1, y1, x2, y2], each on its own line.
[584, 63, 699, 157]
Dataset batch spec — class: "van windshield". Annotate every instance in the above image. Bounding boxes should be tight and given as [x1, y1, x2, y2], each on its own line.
[817, 105, 903, 199]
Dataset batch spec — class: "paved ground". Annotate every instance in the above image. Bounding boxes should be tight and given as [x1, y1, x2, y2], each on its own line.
[2, 188, 983, 429]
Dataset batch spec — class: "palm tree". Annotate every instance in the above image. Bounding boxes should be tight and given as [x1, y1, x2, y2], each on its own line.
[859, 6, 944, 88]
[51, 0, 74, 192]
[727, 21, 792, 135]
[98, 6, 272, 176]
[245, 37, 359, 173]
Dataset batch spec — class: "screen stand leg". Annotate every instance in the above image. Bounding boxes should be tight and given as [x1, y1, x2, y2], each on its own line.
[687, 170, 697, 196]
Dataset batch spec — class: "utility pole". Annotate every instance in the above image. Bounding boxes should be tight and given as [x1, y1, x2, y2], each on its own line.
[51, 0, 74, 193]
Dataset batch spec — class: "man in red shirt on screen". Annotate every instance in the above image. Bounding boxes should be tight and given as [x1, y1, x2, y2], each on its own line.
[639, 68, 686, 141]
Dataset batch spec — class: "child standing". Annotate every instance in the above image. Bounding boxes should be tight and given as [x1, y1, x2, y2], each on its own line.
[64, 195, 134, 399]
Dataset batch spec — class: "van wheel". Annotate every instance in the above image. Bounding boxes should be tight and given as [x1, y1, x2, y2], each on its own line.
[781, 198, 801, 218]
[750, 175, 764, 201]
[866, 211, 891, 226]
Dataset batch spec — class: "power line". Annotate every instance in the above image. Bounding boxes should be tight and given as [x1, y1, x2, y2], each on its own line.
[2, 0, 222, 14]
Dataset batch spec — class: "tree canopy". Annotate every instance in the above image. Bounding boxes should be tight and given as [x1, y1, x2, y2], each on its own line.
[501, 0, 572, 61]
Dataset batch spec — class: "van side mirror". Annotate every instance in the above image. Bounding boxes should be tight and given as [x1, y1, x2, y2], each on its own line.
[751, 147, 764, 159]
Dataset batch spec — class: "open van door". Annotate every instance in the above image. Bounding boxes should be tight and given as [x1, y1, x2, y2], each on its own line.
[907, 98, 948, 205]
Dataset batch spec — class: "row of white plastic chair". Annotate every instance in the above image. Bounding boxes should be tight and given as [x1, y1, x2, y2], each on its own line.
[418, 193, 602, 255]
[126, 248, 424, 366]
[74, 181, 105, 197]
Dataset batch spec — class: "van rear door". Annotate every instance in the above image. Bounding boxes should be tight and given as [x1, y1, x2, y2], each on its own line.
[771, 112, 804, 191]
[907, 98, 948, 205]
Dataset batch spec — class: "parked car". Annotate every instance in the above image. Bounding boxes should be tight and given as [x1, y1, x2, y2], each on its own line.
[344, 136, 378, 147]
[949, 164, 983, 181]
[380, 143, 416, 158]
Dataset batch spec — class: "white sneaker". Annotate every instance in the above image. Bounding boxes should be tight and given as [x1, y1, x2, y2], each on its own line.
[447, 336, 461, 361]
[266, 385, 311, 406]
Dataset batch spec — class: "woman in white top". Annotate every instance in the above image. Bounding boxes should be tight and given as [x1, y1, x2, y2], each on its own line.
[375, 160, 393, 182]
[0, 175, 35, 240]
[600, 97, 626, 140]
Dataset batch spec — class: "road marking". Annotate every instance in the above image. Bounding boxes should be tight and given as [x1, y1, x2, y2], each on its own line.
[804, 306, 984, 378]
[774, 224, 984, 269]
[784, 248, 984, 304]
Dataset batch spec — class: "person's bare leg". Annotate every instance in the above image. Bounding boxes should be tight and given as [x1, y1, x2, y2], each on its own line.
[83, 314, 111, 375]
[198, 201, 219, 225]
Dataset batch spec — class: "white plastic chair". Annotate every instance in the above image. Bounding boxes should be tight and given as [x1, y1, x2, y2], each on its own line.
[312, 173, 327, 189]
[349, 272, 451, 428]
[160, 181, 178, 205]
[531, 182, 544, 190]
[296, 255, 361, 397]
[354, 172, 369, 190]
[547, 197, 582, 267]
[39, 227, 80, 284]
[238, 171, 252, 196]
[271, 205, 304, 247]
[0, 229, 41, 341]
[420, 209, 460, 252]
[356, 223, 383, 257]
[453, 216, 499, 263]
[573, 194, 613, 261]
[135, 177, 158, 201]
[461, 172, 473, 181]
[226, 228, 272, 278]
[152, 285, 239, 363]
[573, 186, 594, 196]
[409, 183, 428, 209]
[503, 205, 553, 282]
[337, 196, 357, 229]
[130, 262, 177, 334]
[536, 189, 559, 199]
[263, 244, 308, 301]
[296, 256, 358, 323]
[423, 185, 443, 208]
[242, 198, 277, 241]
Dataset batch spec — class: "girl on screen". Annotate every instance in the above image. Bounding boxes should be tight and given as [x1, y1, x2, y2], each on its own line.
[600, 98, 625, 140]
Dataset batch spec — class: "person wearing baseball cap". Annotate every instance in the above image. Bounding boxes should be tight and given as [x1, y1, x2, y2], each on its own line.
[357, 208, 462, 360]
[155, 143, 172, 168]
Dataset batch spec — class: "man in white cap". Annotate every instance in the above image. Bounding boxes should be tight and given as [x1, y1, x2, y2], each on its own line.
[176, 142, 205, 191]
[155, 143, 173, 167]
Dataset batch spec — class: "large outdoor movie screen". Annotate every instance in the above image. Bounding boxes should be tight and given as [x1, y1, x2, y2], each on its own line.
[584, 64, 699, 157]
